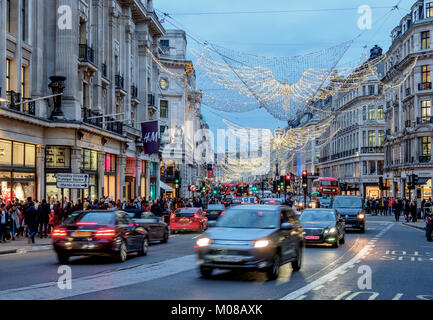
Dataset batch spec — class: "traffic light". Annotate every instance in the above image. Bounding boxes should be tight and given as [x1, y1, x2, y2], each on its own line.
[302, 170, 308, 188]
[378, 176, 383, 190]
[285, 174, 291, 182]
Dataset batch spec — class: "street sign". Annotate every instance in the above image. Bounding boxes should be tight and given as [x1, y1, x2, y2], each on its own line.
[56, 173, 89, 189]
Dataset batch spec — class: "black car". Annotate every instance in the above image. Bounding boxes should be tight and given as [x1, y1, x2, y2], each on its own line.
[195, 205, 304, 280]
[331, 196, 366, 233]
[222, 197, 233, 207]
[52, 210, 148, 264]
[204, 204, 226, 221]
[124, 209, 170, 243]
[299, 209, 345, 248]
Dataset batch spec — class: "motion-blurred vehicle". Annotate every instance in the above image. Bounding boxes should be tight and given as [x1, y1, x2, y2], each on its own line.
[331, 196, 365, 233]
[221, 197, 233, 207]
[260, 198, 283, 205]
[319, 197, 332, 208]
[170, 208, 208, 233]
[299, 209, 345, 248]
[195, 205, 304, 280]
[204, 204, 226, 221]
[124, 209, 169, 243]
[52, 210, 148, 264]
[231, 198, 243, 206]
[294, 196, 310, 210]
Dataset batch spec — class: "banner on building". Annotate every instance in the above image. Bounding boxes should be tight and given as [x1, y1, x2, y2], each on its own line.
[141, 121, 159, 154]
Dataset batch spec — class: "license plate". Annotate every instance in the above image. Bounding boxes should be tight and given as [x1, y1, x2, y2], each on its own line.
[179, 218, 190, 223]
[214, 256, 243, 262]
[72, 231, 92, 237]
[305, 236, 320, 240]
[211, 212, 219, 215]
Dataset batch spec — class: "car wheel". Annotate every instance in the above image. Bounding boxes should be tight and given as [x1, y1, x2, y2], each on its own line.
[360, 226, 365, 233]
[138, 237, 149, 256]
[115, 240, 128, 262]
[57, 253, 70, 264]
[332, 239, 339, 248]
[161, 230, 169, 243]
[291, 246, 303, 271]
[200, 266, 213, 279]
[267, 253, 281, 280]
[339, 234, 345, 245]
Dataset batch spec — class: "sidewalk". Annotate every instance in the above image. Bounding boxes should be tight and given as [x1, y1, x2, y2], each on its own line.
[0, 237, 52, 255]
[402, 220, 426, 231]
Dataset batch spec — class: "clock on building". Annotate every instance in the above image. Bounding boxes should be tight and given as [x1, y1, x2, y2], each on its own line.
[160, 78, 169, 90]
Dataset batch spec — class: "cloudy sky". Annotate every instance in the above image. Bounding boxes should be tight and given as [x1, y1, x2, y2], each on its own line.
[154, 0, 414, 133]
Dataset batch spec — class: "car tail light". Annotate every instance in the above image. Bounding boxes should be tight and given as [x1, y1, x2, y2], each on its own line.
[170, 213, 176, 220]
[221, 211, 225, 216]
[52, 228, 67, 239]
[76, 222, 97, 226]
[203, 211, 207, 216]
[95, 228, 116, 239]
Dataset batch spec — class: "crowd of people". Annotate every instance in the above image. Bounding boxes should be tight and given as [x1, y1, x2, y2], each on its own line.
[364, 197, 432, 222]
[0, 194, 220, 245]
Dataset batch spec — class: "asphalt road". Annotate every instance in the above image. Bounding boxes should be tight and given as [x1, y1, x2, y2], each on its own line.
[0, 215, 431, 300]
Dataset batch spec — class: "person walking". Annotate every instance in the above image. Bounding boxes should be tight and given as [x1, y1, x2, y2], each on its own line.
[24, 199, 38, 244]
[8, 204, 20, 240]
[0, 204, 10, 242]
[404, 199, 411, 222]
[393, 198, 400, 222]
[410, 199, 417, 223]
[37, 199, 50, 238]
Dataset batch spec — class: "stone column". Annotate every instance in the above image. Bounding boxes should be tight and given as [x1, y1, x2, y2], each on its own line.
[55, 0, 80, 120]
[36, 145, 45, 201]
[117, 155, 126, 201]
[135, 158, 140, 199]
[98, 151, 105, 199]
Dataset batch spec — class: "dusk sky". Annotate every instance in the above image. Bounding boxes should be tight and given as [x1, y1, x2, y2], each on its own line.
[155, 0, 414, 134]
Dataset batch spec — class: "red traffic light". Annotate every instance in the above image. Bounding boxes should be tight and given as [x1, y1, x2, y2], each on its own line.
[302, 170, 308, 177]
[285, 174, 291, 181]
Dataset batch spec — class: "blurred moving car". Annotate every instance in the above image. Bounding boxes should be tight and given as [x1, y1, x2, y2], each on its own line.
[204, 204, 226, 221]
[222, 197, 233, 207]
[294, 196, 310, 210]
[299, 209, 345, 248]
[195, 205, 304, 280]
[260, 198, 283, 205]
[170, 208, 208, 233]
[319, 197, 332, 208]
[124, 209, 169, 243]
[331, 196, 365, 233]
[231, 198, 243, 206]
[52, 210, 148, 264]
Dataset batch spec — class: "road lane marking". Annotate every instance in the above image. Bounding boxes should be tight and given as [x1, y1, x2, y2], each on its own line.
[192, 235, 201, 239]
[334, 291, 351, 300]
[280, 223, 394, 300]
[312, 285, 324, 291]
[346, 291, 379, 300]
[295, 295, 307, 300]
[0, 254, 197, 300]
[392, 293, 403, 300]
[327, 276, 338, 282]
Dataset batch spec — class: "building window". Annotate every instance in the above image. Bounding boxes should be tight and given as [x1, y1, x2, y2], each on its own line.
[422, 65, 431, 83]
[368, 85, 375, 95]
[421, 136, 431, 156]
[362, 106, 367, 120]
[377, 106, 384, 120]
[6, 0, 11, 33]
[21, 66, 26, 97]
[362, 131, 367, 147]
[422, 100, 431, 122]
[427, 3, 433, 18]
[81, 149, 98, 171]
[368, 106, 375, 120]
[363, 161, 368, 175]
[378, 130, 384, 147]
[6, 59, 11, 92]
[45, 146, 71, 169]
[422, 31, 430, 49]
[368, 160, 376, 175]
[160, 100, 168, 118]
[368, 131, 376, 147]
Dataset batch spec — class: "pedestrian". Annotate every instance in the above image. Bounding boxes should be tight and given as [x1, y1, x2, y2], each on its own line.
[0, 203, 11, 242]
[393, 199, 400, 222]
[37, 199, 50, 238]
[8, 204, 20, 240]
[404, 199, 411, 222]
[410, 199, 417, 223]
[23, 199, 38, 244]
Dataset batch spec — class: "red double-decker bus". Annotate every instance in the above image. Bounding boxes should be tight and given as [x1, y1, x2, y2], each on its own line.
[235, 182, 249, 197]
[312, 177, 339, 196]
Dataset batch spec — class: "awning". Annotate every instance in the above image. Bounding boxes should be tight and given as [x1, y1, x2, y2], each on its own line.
[160, 181, 174, 193]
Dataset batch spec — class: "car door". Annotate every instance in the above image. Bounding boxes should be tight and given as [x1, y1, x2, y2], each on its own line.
[335, 211, 344, 239]
[279, 208, 295, 262]
[121, 213, 141, 250]
[146, 213, 163, 240]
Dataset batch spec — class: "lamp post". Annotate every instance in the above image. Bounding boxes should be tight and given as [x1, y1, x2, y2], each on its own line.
[49, 76, 67, 120]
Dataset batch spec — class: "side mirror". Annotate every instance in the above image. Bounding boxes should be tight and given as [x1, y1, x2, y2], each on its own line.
[207, 221, 217, 228]
[281, 222, 293, 230]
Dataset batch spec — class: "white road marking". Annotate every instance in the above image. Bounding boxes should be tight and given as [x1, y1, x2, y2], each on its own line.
[327, 276, 338, 282]
[392, 293, 403, 300]
[295, 295, 307, 300]
[280, 223, 394, 300]
[346, 291, 379, 300]
[312, 285, 324, 291]
[0, 254, 197, 300]
[334, 291, 352, 300]
[339, 270, 347, 275]
[192, 235, 201, 239]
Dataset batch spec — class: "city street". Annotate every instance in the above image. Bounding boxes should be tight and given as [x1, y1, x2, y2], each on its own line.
[0, 216, 431, 300]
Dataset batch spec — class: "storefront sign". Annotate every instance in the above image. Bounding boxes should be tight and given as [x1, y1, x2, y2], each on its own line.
[141, 121, 159, 154]
[56, 173, 89, 189]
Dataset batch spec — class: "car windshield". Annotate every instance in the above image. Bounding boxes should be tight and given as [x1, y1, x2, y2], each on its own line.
[300, 210, 336, 222]
[68, 212, 115, 225]
[332, 197, 363, 208]
[126, 211, 155, 219]
[207, 205, 224, 210]
[216, 208, 278, 229]
[321, 180, 338, 186]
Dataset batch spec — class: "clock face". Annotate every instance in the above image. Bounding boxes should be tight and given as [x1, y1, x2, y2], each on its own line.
[160, 78, 169, 90]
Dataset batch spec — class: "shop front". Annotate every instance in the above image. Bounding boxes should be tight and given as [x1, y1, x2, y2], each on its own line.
[125, 157, 137, 201]
[45, 146, 72, 201]
[104, 153, 117, 201]
[0, 139, 37, 202]
[140, 160, 147, 199]
[149, 162, 158, 201]
[365, 184, 380, 199]
[81, 149, 99, 201]
[416, 177, 432, 201]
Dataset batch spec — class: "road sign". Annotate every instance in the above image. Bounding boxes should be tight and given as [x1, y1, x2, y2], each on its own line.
[56, 173, 89, 189]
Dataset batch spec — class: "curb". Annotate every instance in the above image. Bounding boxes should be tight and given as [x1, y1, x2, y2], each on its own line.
[402, 222, 425, 231]
[0, 245, 52, 256]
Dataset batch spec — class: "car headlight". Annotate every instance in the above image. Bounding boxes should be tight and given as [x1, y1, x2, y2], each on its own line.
[358, 213, 365, 219]
[324, 227, 336, 234]
[196, 237, 212, 247]
[254, 239, 270, 248]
